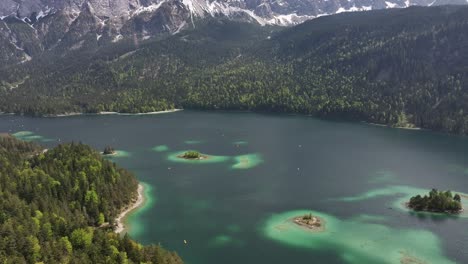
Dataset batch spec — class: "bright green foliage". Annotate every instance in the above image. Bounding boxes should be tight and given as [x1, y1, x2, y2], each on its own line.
[98, 213, 105, 226]
[70, 228, 94, 249]
[0, 136, 183, 264]
[60, 236, 73, 254]
[409, 189, 463, 213]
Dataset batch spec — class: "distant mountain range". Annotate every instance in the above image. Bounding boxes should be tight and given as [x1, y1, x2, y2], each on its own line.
[0, 0, 467, 64]
[1, 5, 467, 135]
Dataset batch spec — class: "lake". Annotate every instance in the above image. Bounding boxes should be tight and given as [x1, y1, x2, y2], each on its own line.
[1, 111, 468, 264]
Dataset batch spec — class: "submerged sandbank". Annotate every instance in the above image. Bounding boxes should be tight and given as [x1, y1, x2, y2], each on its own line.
[184, 140, 203, 145]
[152, 145, 170, 152]
[12, 131, 53, 142]
[167, 150, 263, 169]
[232, 153, 263, 169]
[102, 150, 132, 158]
[262, 210, 455, 264]
[233, 141, 248, 146]
[336, 185, 468, 218]
[168, 150, 230, 164]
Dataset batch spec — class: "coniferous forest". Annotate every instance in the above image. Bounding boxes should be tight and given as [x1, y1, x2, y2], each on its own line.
[0, 135, 182, 264]
[0, 6, 468, 134]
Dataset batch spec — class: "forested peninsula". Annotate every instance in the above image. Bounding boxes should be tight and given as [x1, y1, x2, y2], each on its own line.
[0, 135, 182, 264]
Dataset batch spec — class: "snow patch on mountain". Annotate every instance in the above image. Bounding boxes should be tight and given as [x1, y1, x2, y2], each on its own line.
[1, 0, 467, 29]
[337, 5, 373, 14]
[36, 6, 53, 20]
[267, 13, 313, 26]
[134, 2, 164, 15]
[0, 0, 466, 65]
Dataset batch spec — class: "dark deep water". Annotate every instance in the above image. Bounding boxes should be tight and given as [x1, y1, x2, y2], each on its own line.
[1, 111, 468, 264]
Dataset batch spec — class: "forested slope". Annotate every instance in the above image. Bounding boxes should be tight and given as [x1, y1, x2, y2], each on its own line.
[0, 135, 182, 264]
[1, 6, 468, 133]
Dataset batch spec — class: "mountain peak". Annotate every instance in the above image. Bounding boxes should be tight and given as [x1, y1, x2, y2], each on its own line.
[0, 0, 466, 65]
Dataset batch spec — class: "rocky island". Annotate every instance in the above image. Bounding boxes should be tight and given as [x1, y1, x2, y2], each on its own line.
[103, 146, 116, 155]
[292, 213, 324, 231]
[408, 189, 463, 214]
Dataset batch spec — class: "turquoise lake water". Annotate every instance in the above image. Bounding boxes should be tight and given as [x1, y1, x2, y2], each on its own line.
[1, 111, 468, 263]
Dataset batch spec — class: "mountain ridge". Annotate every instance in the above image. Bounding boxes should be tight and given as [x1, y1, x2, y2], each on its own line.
[0, 0, 467, 64]
[1, 5, 468, 134]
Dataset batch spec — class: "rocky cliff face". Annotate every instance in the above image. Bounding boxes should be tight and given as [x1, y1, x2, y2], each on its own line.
[0, 0, 466, 65]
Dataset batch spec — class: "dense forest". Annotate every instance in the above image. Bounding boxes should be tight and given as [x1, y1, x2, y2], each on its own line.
[1, 6, 468, 134]
[0, 135, 182, 264]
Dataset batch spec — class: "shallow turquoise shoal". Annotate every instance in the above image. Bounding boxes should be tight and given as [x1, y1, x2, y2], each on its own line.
[336, 185, 468, 218]
[167, 150, 230, 164]
[232, 154, 263, 169]
[125, 182, 155, 237]
[184, 140, 203, 145]
[104, 150, 132, 159]
[262, 210, 455, 264]
[12, 131, 53, 142]
[233, 141, 248, 146]
[152, 145, 170, 152]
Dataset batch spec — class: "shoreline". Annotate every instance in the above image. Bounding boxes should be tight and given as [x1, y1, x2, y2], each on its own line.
[98, 109, 183, 116]
[101, 151, 117, 156]
[115, 183, 145, 234]
[363, 121, 422, 131]
[42, 109, 183, 117]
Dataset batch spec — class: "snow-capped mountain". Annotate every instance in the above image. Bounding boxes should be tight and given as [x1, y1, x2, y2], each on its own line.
[2, 0, 467, 27]
[0, 0, 466, 65]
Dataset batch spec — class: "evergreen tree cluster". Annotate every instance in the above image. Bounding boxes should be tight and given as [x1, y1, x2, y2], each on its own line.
[103, 146, 116, 155]
[0, 136, 182, 264]
[182, 151, 201, 159]
[408, 189, 463, 213]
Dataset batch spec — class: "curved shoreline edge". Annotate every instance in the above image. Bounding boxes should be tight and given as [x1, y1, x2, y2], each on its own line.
[115, 183, 145, 234]
[45, 109, 184, 117]
[98, 109, 183, 116]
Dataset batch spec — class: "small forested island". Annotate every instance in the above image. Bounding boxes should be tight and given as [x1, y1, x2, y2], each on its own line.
[292, 213, 324, 231]
[408, 189, 463, 213]
[103, 145, 116, 155]
[0, 136, 182, 264]
[178, 151, 207, 160]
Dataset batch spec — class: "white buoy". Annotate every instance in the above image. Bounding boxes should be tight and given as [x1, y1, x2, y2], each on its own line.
[183, 240, 187, 244]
